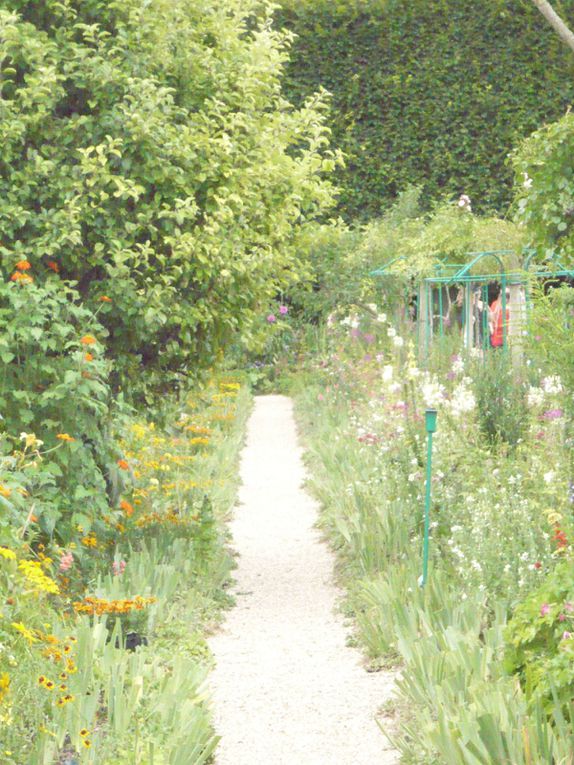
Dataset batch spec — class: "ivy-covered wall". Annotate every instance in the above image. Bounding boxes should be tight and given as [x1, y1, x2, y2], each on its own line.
[278, 0, 574, 220]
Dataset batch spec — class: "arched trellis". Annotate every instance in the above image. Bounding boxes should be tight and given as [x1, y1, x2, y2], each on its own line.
[371, 249, 574, 363]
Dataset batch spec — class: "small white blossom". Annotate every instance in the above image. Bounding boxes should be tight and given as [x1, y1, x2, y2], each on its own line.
[542, 375, 563, 394]
[392, 335, 404, 348]
[382, 365, 393, 382]
[527, 386, 544, 407]
[387, 327, 397, 338]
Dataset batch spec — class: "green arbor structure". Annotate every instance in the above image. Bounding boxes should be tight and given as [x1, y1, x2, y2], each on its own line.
[371, 250, 574, 360]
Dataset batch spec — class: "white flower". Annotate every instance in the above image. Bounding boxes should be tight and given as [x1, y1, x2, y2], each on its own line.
[523, 172, 533, 190]
[376, 313, 387, 323]
[392, 335, 404, 348]
[458, 194, 472, 211]
[544, 470, 555, 484]
[387, 327, 397, 338]
[452, 357, 465, 374]
[469, 347, 481, 359]
[448, 382, 475, 418]
[366, 303, 378, 312]
[340, 315, 359, 329]
[382, 365, 393, 382]
[421, 378, 446, 407]
[407, 366, 420, 379]
[527, 386, 544, 407]
[542, 375, 563, 394]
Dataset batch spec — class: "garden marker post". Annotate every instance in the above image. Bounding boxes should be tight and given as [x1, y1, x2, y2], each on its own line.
[420, 408, 438, 587]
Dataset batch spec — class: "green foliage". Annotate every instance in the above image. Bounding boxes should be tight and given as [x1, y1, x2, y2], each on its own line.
[505, 558, 574, 715]
[513, 113, 574, 264]
[359, 193, 525, 279]
[528, 284, 574, 409]
[469, 352, 529, 447]
[0, 279, 116, 543]
[277, 0, 574, 220]
[0, 0, 337, 394]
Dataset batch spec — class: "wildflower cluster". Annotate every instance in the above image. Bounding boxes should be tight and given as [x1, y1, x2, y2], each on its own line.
[73, 595, 157, 616]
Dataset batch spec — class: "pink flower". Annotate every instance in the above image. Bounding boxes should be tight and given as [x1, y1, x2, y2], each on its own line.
[266, 314, 276, 324]
[540, 603, 550, 616]
[317, 393, 324, 401]
[559, 613, 566, 622]
[563, 631, 572, 640]
[543, 409, 563, 420]
[279, 305, 288, 315]
[112, 560, 126, 576]
[565, 602, 574, 612]
[59, 551, 74, 572]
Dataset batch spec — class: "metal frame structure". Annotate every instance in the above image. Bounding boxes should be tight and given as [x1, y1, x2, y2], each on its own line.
[371, 250, 574, 361]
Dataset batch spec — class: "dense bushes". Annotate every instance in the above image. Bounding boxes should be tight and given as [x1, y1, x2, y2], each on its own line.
[0, 0, 337, 392]
[277, 0, 574, 220]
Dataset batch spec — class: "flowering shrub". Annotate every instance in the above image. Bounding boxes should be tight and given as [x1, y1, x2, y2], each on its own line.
[505, 558, 574, 714]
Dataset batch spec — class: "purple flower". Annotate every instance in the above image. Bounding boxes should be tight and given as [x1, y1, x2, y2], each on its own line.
[563, 631, 572, 640]
[363, 333, 375, 344]
[543, 409, 563, 420]
[279, 305, 288, 315]
[540, 603, 550, 616]
[350, 328, 361, 339]
[266, 314, 276, 324]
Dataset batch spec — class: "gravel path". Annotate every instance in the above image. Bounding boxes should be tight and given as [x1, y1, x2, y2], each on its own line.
[208, 395, 398, 765]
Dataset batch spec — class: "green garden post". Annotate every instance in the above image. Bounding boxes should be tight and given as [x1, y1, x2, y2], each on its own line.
[420, 408, 438, 587]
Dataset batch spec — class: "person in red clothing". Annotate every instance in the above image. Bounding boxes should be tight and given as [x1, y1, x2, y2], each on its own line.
[489, 287, 510, 348]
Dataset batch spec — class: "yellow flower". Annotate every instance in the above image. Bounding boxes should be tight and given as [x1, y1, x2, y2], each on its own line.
[0, 485, 12, 498]
[79, 729, 90, 738]
[56, 433, 75, 443]
[82, 739, 92, 748]
[18, 560, 60, 595]
[11, 622, 37, 643]
[0, 673, 10, 704]
[0, 547, 16, 561]
[20, 432, 43, 449]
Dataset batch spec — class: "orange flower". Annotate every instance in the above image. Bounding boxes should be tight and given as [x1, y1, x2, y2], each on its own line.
[47, 261, 60, 273]
[57, 433, 75, 443]
[15, 260, 31, 271]
[10, 272, 33, 284]
[84, 353, 94, 362]
[99, 295, 112, 303]
[30, 515, 38, 523]
[120, 500, 134, 518]
[80, 335, 96, 346]
[117, 459, 129, 470]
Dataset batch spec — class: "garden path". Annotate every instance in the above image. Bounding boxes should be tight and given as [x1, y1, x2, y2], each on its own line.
[208, 395, 398, 765]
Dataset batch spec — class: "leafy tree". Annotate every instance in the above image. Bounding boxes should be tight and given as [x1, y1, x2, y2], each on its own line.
[0, 0, 337, 394]
[512, 112, 574, 263]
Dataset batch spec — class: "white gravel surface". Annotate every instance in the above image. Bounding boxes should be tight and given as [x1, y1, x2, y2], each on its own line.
[208, 395, 398, 765]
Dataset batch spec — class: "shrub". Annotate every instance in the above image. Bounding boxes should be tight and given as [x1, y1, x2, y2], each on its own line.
[0, 1, 337, 394]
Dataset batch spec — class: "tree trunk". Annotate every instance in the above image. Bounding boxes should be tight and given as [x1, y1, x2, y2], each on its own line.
[531, 0, 574, 55]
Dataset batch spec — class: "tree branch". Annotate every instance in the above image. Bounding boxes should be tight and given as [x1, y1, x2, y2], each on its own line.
[531, 0, 574, 55]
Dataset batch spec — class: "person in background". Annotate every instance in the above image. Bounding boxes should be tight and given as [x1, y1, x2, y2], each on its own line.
[489, 287, 510, 348]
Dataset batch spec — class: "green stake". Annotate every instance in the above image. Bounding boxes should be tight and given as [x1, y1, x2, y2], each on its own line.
[420, 408, 437, 587]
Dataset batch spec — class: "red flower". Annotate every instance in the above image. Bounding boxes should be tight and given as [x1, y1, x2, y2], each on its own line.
[553, 527, 568, 549]
[47, 261, 60, 273]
